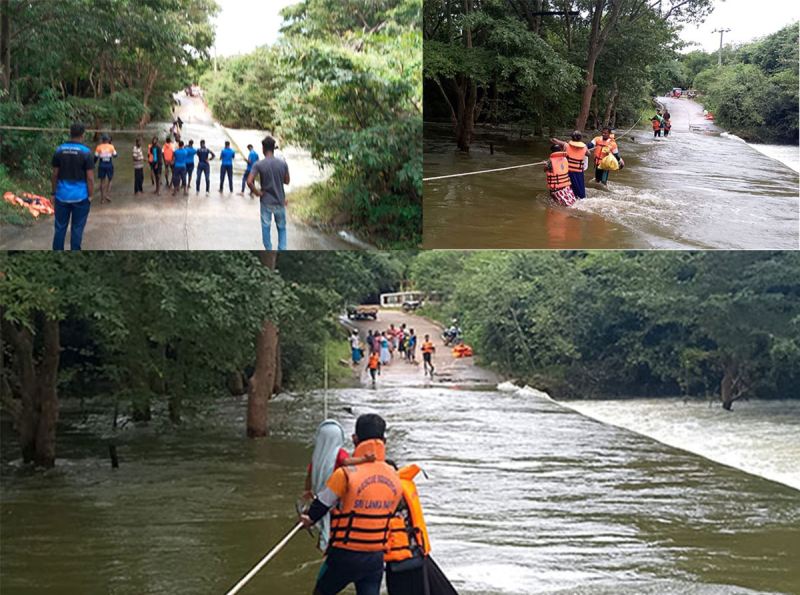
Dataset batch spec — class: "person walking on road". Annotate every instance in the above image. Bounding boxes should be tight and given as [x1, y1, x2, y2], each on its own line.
[219, 141, 235, 194]
[421, 334, 435, 377]
[247, 136, 291, 250]
[300, 414, 403, 595]
[380, 332, 391, 365]
[149, 138, 163, 196]
[407, 328, 417, 362]
[350, 331, 362, 364]
[238, 144, 259, 196]
[195, 140, 214, 195]
[171, 141, 188, 197]
[185, 140, 197, 188]
[51, 122, 94, 250]
[162, 136, 175, 188]
[132, 137, 145, 196]
[94, 134, 117, 204]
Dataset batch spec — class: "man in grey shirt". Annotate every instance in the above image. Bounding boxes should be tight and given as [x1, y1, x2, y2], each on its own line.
[247, 136, 290, 250]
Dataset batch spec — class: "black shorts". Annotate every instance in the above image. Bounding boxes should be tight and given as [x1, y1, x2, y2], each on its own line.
[423, 353, 432, 362]
[315, 547, 383, 595]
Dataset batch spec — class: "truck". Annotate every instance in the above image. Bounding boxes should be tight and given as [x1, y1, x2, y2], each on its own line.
[346, 305, 379, 320]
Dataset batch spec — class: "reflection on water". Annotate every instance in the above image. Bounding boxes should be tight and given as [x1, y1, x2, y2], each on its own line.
[423, 120, 799, 249]
[1, 385, 799, 595]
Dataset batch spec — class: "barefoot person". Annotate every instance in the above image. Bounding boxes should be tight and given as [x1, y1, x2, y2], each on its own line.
[421, 334, 435, 377]
[185, 140, 197, 188]
[195, 140, 214, 195]
[300, 414, 403, 595]
[149, 138, 163, 196]
[94, 134, 117, 204]
[246, 136, 290, 250]
[586, 126, 624, 187]
[51, 122, 94, 250]
[132, 137, 145, 196]
[162, 136, 175, 189]
[171, 141, 188, 196]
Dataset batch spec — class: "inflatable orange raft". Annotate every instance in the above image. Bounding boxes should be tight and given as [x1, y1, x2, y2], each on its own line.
[3, 192, 54, 217]
[452, 343, 473, 358]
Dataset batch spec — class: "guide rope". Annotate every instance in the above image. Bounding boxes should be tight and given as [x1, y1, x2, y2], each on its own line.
[221, 522, 304, 595]
[0, 125, 161, 134]
[423, 160, 547, 182]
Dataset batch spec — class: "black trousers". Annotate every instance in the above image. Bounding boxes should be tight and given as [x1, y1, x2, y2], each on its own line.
[134, 168, 144, 193]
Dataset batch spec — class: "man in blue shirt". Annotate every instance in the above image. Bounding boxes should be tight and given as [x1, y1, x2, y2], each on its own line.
[219, 141, 235, 194]
[51, 122, 95, 250]
[185, 140, 197, 188]
[172, 141, 188, 196]
[238, 143, 260, 196]
[195, 140, 215, 195]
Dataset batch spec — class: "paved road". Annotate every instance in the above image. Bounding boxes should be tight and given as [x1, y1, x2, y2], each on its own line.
[0, 94, 359, 250]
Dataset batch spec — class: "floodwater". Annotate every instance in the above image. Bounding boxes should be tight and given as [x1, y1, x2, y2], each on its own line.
[423, 98, 799, 249]
[2, 382, 798, 595]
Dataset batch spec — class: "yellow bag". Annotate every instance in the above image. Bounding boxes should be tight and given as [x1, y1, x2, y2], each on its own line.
[598, 152, 619, 171]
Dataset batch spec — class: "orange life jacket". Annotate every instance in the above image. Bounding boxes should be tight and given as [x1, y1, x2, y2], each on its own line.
[384, 465, 432, 563]
[664, 120, 671, 130]
[421, 341, 434, 355]
[565, 141, 586, 173]
[591, 137, 617, 164]
[148, 144, 154, 163]
[652, 119, 661, 130]
[95, 143, 116, 163]
[329, 440, 403, 553]
[163, 143, 174, 161]
[368, 354, 380, 370]
[546, 152, 571, 191]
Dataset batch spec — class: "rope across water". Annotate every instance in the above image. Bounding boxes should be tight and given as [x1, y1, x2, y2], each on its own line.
[423, 160, 547, 182]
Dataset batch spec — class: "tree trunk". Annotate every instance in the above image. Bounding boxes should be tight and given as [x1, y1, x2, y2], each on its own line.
[454, 79, 477, 152]
[720, 366, 734, 411]
[131, 395, 151, 421]
[603, 85, 618, 127]
[1, 0, 11, 91]
[168, 393, 181, 424]
[227, 371, 245, 395]
[3, 315, 60, 468]
[247, 251, 279, 437]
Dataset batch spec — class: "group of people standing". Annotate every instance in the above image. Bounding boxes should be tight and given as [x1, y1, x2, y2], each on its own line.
[543, 127, 625, 206]
[352, 324, 436, 385]
[300, 414, 458, 595]
[49, 121, 291, 250]
[650, 108, 672, 138]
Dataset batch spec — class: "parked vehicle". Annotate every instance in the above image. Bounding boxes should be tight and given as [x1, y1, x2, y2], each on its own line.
[402, 300, 422, 312]
[346, 305, 379, 320]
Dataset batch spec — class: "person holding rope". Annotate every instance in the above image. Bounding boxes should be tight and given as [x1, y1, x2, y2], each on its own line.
[543, 144, 577, 206]
[549, 131, 592, 200]
[586, 126, 624, 187]
[300, 414, 403, 595]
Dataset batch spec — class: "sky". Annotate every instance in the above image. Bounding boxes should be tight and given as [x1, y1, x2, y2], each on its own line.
[676, 0, 800, 53]
[212, 0, 300, 57]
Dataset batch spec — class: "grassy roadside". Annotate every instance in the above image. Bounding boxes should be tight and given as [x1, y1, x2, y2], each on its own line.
[326, 339, 361, 389]
[0, 166, 50, 228]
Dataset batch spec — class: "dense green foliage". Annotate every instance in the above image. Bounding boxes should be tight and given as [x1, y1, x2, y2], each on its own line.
[201, 0, 422, 248]
[410, 251, 800, 402]
[681, 24, 799, 143]
[0, 0, 218, 185]
[1, 251, 411, 428]
[423, 0, 710, 150]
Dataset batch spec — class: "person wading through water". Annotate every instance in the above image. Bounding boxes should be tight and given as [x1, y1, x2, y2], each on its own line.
[543, 144, 577, 206]
[421, 335, 435, 377]
[384, 463, 459, 595]
[550, 131, 591, 199]
[586, 126, 624, 187]
[300, 414, 403, 595]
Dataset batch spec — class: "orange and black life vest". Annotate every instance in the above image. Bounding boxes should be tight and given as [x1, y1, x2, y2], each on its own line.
[591, 137, 617, 165]
[385, 464, 432, 563]
[651, 119, 661, 131]
[565, 141, 586, 173]
[421, 341, 434, 355]
[664, 120, 671, 130]
[546, 152, 571, 191]
[329, 440, 403, 553]
[147, 144, 154, 163]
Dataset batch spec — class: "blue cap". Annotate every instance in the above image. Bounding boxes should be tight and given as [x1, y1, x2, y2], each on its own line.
[102, 134, 110, 142]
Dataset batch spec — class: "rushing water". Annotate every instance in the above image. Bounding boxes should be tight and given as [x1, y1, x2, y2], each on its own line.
[423, 98, 799, 249]
[2, 384, 799, 595]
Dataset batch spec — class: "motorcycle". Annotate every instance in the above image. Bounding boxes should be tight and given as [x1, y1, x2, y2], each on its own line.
[442, 327, 462, 347]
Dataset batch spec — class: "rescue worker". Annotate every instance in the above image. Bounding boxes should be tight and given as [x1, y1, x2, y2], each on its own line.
[585, 126, 624, 187]
[550, 131, 591, 199]
[385, 464, 459, 595]
[162, 136, 175, 188]
[421, 334, 435, 377]
[300, 414, 403, 595]
[543, 144, 577, 207]
[94, 135, 117, 204]
[651, 117, 662, 137]
[365, 351, 381, 387]
[663, 118, 671, 138]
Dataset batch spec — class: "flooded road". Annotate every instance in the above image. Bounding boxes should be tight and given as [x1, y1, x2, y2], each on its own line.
[0, 94, 358, 250]
[2, 312, 799, 595]
[423, 98, 799, 249]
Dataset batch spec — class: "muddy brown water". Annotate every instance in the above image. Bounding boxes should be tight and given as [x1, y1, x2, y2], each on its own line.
[423, 98, 799, 249]
[2, 378, 798, 595]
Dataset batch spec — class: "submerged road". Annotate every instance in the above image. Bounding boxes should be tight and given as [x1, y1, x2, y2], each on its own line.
[423, 97, 799, 249]
[0, 94, 358, 250]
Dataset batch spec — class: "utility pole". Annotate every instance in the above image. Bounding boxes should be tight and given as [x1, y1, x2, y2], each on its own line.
[712, 28, 731, 66]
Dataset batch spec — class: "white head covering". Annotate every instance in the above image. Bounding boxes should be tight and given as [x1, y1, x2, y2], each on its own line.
[311, 419, 346, 551]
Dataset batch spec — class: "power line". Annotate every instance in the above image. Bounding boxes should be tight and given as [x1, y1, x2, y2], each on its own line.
[712, 28, 731, 66]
